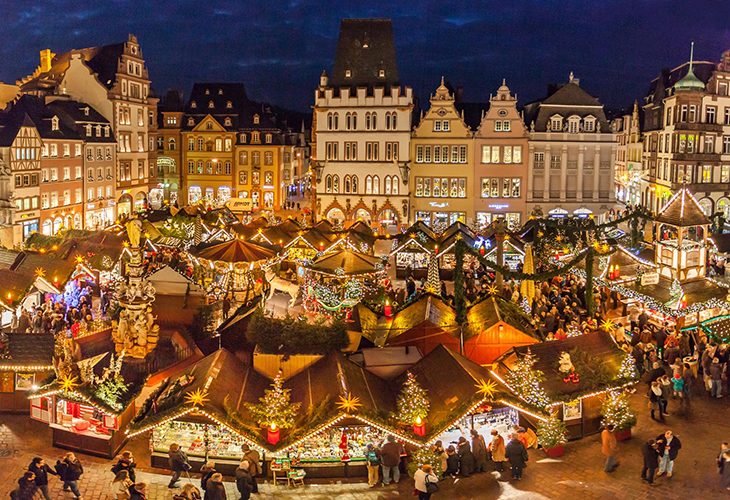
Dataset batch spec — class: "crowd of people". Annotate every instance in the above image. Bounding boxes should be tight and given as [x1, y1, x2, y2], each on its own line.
[8, 286, 96, 337]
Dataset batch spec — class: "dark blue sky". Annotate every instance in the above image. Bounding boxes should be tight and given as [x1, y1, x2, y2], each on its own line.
[2, 1, 728, 112]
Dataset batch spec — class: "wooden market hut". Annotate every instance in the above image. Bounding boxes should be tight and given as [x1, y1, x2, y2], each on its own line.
[495, 330, 634, 439]
[127, 349, 271, 474]
[0, 333, 55, 412]
[357, 294, 539, 365]
[390, 223, 439, 279]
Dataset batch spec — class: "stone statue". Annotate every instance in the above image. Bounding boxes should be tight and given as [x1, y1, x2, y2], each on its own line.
[134, 313, 148, 346]
[126, 219, 143, 248]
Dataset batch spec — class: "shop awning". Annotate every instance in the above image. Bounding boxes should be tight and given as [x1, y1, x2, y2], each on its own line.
[195, 239, 277, 264]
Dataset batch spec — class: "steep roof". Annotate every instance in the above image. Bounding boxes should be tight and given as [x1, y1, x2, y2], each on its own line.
[0, 333, 55, 369]
[330, 18, 400, 90]
[654, 186, 711, 227]
[11, 95, 81, 141]
[646, 61, 715, 101]
[308, 249, 383, 276]
[524, 80, 610, 132]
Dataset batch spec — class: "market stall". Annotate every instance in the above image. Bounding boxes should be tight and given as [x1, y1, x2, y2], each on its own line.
[0, 333, 55, 412]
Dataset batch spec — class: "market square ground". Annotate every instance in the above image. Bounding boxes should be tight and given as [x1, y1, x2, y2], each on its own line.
[1, 377, 729, 500]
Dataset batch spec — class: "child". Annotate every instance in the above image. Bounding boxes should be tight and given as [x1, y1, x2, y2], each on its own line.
[672, 372, 684, 398]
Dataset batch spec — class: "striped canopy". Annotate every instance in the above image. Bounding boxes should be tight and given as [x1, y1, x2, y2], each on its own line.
[196, 239, 276, 263]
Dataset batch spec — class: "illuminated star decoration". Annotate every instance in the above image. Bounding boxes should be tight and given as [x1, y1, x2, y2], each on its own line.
[60, 374, 79, 393]
[185, 388, 210, 407]
[337, 393, 362, 413]
[34, 267, 46, 278]
[475, 379, 498, 399]
[601, 319, 615, 334]
[75, 254, 84, 263]
[487, 285, 499, 295]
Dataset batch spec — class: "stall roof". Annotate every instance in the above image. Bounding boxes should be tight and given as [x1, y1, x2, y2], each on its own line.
[0, 333, 55, 370]
[496, 330, 629, 401]
[466, 296, 539, 339]
[654, 186, 711, 227]
[711, 233, 730, 255]
[308, 249, 383, 276]
[195, 239, 277, 263]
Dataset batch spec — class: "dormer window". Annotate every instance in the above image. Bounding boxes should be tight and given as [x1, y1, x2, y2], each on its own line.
[83, 107, 89, 116]
[252, 131, 260, 142]
[188, 117, 195, 126]
[85, 124, 92, 137]
[240, 133, 246, 143]
[226, 101, 232, 109]
[568, 115, 581, 134]
[345, 70, 352, 78]
[51, 116, 59, 131]
[206, 122, 212, 130]
[224, 117, 232, 127]
[265, 134, 272, 144]
[191, 101, 197, 109]
[218, 89, 223, 95]
[550, 116, 563, 132]
[584, 116, 596, 132]
[104, 126, 110, 137]
[205, 89, 210, 95]
[253, 114, 260, 125]
[96, 124, 102, 137]
[379, 69, 385, 78]
[208, 101, 214, 108]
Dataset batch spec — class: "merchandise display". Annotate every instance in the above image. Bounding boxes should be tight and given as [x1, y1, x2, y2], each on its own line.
[435, 407, 519, 447]
[151, 421, 247, 459]
[396, 252, 429, 270]
[286, 426, 390, 462]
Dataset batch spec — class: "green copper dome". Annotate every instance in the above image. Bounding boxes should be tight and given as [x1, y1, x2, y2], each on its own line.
[675, 42, 705, 92]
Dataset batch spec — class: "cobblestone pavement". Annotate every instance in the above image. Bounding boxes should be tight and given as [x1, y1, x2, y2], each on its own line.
[2, 377, 729, 499]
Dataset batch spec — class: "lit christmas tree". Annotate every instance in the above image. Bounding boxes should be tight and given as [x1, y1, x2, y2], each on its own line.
[669, 278, 683, 298]
[536, 413, 568, 449]
[397, 372, 430, 425]
[600, 390, 636, 431]
[193, 215, 203, 246]
[245, 371, 300, 429]
[617, 354, 638, 380]
[505, 349, 550, 408]
[426, 252, 440, 294]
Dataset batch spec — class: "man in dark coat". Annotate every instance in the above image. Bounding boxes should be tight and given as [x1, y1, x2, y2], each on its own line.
[235, 461, 254, 500]
[457, 437, 474, 477]
[378, 435, 404, 485]
[504, 434, 528, 480]
[655, 430, 682, 477]
[167, 444, 189, 489]
[129, 483, 148, 500]
[470, 429, 488, 473]
[641, 439, 659, 485]
[28, 457, 57, 500]
[205, 474, 227, 500]
[58, 453, 83, 499]
[111, 451, 137, 483]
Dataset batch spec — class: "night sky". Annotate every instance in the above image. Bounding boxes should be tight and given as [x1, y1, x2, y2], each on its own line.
[2, 1, 728, 113]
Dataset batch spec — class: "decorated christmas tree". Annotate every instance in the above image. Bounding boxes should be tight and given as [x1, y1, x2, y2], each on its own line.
[245, 371, 301, 429]
[397, 372, 430, 425]
[669, 278, 683, 299]
[617, 354, 638, 381]
[600, 390, 636, 431]
[193, 215, 203, 246]
[537, 413, 568, 449]
[505, 349, 550, 408]
[406, 446, 444, 478]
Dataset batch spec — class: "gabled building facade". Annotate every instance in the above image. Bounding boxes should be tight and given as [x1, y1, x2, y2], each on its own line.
[410, 79, 472, 229]
[523, 73, 616, 219]
[155, 89, 184, 207]
[313, 19, 413, 231]
[18, 35, 158, 217]
[473, 81, 529, 229]
[611, 101, 643, 206]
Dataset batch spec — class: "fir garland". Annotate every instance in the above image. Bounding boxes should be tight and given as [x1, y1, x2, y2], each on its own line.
[454, 244, 467, 326]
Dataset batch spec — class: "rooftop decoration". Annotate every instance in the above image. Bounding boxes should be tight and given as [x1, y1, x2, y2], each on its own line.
[504, 349, 550, 408]
[396, 372, 430, 426]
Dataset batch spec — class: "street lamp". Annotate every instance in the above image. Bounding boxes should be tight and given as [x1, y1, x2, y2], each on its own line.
[312, 161, 325, 183]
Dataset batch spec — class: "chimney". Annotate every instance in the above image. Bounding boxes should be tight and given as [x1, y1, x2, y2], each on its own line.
[40, 49, 54, 73]
[456, 86, 464, 103]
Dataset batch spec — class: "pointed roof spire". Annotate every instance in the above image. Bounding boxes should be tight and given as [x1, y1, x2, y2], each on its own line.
[441, 75, 445, 86]
[675, 41, 705, 92]
[569, 71, 574, 82]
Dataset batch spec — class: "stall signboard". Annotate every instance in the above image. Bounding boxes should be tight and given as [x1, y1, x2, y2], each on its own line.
[103, 414, 119, 430]
[563, 399, 582, 421]
[270, 458, 291, 471]
[227, 198, 254, 213]
[641, 273, 659, 286]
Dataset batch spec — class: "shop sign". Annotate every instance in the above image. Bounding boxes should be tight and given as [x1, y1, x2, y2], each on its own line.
[488, 204, 509, 210]
[641, 273, 659, 286]
[429, 202, 449, 208]
[87, 203, 96, 209]
[563, 399, 582, 421]
[227, 197, 253, 212]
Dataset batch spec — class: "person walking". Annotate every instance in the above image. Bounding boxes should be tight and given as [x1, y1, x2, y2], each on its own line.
[722, 452, 730, 492]
[488, 429, 506, 472]
[457, 436, 474, 477]
[365, 443, 380, 488]
[718, 442, 730, 474]
[10, 471, 40, 500]
[659, 375, 672, 416]
[129, 483, 147, 500]
[710, 357, 724, 398]
[167, 443, 189, 489]
[235, 461, 254, 500]
[655, 430, 682, 477]
[682, 362, 695, 402]
[649, 381, 664, 421]
[241, 445, 260, 493]
[413, 464, 439, 500]
[601, 424, 619, 473]
[471, 429, 488, 473]
[111, 470, 133, 500]
[57, 452, 83, 500]
[200, 462, 217, 498]
[205, 473, 227, 500]
[112, 451, 137, 483]
[504, 434, 528, 480]
[379, 435, 404, 486]
[641, 439, 659, 485]
[28, 458, 57, 500]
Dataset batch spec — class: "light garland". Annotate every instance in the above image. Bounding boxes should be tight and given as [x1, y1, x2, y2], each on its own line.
[0, 365, 54, 372]
[502, 350, 550, 408]
[497, 399, 548, 422]
[545, 382, 636, 409]
[126, 408, 195, 438]
[32, 388, 121, 418]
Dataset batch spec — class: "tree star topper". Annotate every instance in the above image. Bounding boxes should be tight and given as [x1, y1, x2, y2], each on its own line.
[34, 267, 46, 278]
[475, 379, 498, 399]
[337, 393, 362, 413]
[601, 319, 615, 334]
[185, 388, 210, 407]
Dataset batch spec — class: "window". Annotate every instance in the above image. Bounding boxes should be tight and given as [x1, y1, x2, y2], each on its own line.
[584, 118, 595, 132]
[372, 175, 380, 194]
[702, 165, 713, 183]
[325, 175, 332, 193]
[41, 143, 48, 157]
[351, 175, 358, 194]
[434, 120, 441, 131]
[41, 193, 48, 209]
[225, 162, 231, 175]
[188, 117, 195, 126]
[169, 138, 177, 150]
[252, 171, 260, 185]
[550, 155, 561, 169]
[366, 142, 379, 161]
[534, 152, 545, 168]
[481, 146, 491, 163]
[344, 175, 351, 193]
[224, 117, 232, 127]
[345, 70, 352, 78]
[550, 117, 562, 131]
[75, 166, 81, 179]
[197, 138, 204, 151]
[326, 142, 338, 160]
[385, 142, 398, 161]
[265, 134, 272, 144]
[720, 83, 729, 96]
[491, 146, 500, 164]
[208, 101, 214, 109]
[62, 144, 69, 157]
[724, 136, 730, 154]
[427, 146, 433, 163]
[513, 146, 522, 163]
[327, 113, 333, 130]
[215, 138, 222, 151]
[137, 134, 144, 152]
[252, 152, 260, 164]
[366, 175, 372, 194]
[391, 113, 397, 130]
[50, 168, 58, 181]
[345, 142, 357, 160]
[252, 132, 260, 143]
[726, 109, 730, 126]
[239, 171, 248, 184]
[503, 146, 512, 164]
[459, 145, 467, 163]
[680, 105, 688, 122]
[50, 143, 57, 157]
[451, 146, 459, 163]
[75, 188, 81, 204]
[50, 192, 58, 208]
[239, 151, 248, 164]
[722, 165, 730, 183]
[705, 136, 715, 153]
[207, 162, 213, 174]
[226, 101, 232, 109]
[568, 117, 579, 134]
[63, 167, 70, 180]
[707, 106, 717, 124]
[689, 105, 697, 123]
[240, 133, 246, 143]
[188, 161, 194, 174]
[264, 152, 273, 165]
